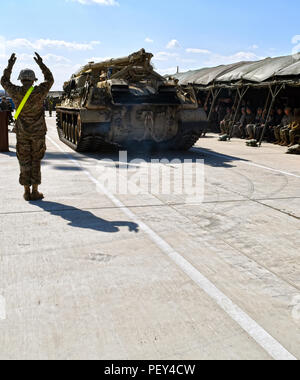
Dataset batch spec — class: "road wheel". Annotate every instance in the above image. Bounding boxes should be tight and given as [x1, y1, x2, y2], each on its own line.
[76, 115, 82, 146]
[63, 121, 67, 138]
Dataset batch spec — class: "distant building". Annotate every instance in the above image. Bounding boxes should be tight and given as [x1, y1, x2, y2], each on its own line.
[48, 91, 63, 98]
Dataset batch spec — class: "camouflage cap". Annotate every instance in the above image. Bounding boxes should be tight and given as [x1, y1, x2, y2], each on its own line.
[18, 69, 38, 82]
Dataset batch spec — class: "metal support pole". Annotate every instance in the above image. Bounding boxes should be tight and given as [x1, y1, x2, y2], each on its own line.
[204, 88, 213, 110]
[207, 88, 222, 121]
[258, 84, 284, 147]
[263, 89, 271, 117]
[227, 90, 239, 138]
[229, 90, 239, 123]
[228, 86, 249, 139]
[200, 87, 221, 137]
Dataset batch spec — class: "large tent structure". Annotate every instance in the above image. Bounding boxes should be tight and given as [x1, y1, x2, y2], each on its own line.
[173, 53, 300, 88]
[171, 54, 300, 145]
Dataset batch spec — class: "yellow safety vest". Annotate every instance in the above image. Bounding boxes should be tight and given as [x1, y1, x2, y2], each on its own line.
[14, 86, 35, 120]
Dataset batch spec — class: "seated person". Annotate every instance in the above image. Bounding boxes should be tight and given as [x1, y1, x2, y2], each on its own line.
[255, 109, 276, 141]
[232, 107, 246, 138]
[244, 107, 256, 139]
[273, 107, 284, 125]
[266, 108, 283, 142]
[219, 107, 232, 135]
[288, 109, 300, 147]
[246, 107, 263, 140]
[210, 105, 220, 132]
[274, 107, 293, 144]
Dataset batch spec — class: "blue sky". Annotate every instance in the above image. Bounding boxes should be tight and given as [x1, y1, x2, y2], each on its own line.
[1, 0, 300, 90]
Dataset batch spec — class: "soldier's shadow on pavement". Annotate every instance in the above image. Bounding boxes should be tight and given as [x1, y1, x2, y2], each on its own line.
[0, 151, 16, 157]
[30, 200, 140, 234]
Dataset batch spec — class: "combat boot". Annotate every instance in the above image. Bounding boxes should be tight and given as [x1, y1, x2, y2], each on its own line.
[289, 136, 295, 147]
[23, 186, 31, 201]
[219, 134, 229, 141]
[31, 185, 44, 201]
[287, 144, 300, 155]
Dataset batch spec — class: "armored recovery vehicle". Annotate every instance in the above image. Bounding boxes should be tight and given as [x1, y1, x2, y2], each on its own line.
[56, 49, 208, 152]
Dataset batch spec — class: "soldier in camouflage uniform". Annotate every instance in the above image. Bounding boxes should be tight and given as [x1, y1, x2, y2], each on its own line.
[1, 53, 54, 201]
[288, 109, 300, 147]
[48, 96, 54, 117]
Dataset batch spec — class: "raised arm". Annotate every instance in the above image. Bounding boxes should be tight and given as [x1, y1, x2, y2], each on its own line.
[34, 52, 54, 93]
[1, 53, 18, 95]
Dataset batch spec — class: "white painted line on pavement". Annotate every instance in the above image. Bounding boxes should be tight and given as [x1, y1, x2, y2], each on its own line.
[200, 150, 300, 179]
[47, 135, 297, 361]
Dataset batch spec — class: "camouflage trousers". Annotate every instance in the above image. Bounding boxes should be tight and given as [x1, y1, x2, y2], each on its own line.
[289, 128, 300, 145]
[220, 120, 230, 135]
[273, 125, 282, 141]
[280, 127, 290, 144]
[16, 135, 46, 186]
[246, 124, 257, 139]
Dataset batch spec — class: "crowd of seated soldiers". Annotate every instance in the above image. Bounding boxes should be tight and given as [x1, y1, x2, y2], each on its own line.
[209, 101, 300, 147]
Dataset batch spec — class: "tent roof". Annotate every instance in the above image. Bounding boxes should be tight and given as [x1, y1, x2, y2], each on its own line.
[241, 55, 300, 82]
[194, 61, 248, 85]
[217, 58, 272, 82]
[173, 53, 300, 87]
[275, 59, 300, 77]
[173, 62, 247, 86]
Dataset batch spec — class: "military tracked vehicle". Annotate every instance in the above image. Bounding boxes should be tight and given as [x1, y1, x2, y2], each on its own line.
[56, 49, 208, 152]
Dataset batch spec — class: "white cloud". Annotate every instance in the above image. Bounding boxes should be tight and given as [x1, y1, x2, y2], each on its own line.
[292, 35, 300, 44]
[249, 44, 259, 50]
[186, 48, 211, 54]
[69, 0, 119, 5]
[145, 38, 154, 44]
[203, 51, 263, 66]
[0, 34, 103, 91]
[179, 58, 197, 64]
[43, 54, 72, 63]
[153, 51, 178, 62]
[0, 48, 80, 91]
[0, 59, 81, 91]
[0, 36, 5, 58]
[85, 56, 112, 63]
[237, 52, 261, 60]
[5, 38, 100, 51]
[157, 67, 178, 76]
[0, 52, 71, 64]
[51, 63, 83, 90]
[166, 39, 180, 49]
[0, 32, 267, 92]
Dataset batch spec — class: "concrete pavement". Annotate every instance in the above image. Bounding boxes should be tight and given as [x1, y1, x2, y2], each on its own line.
[0, 115, 299, 360]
